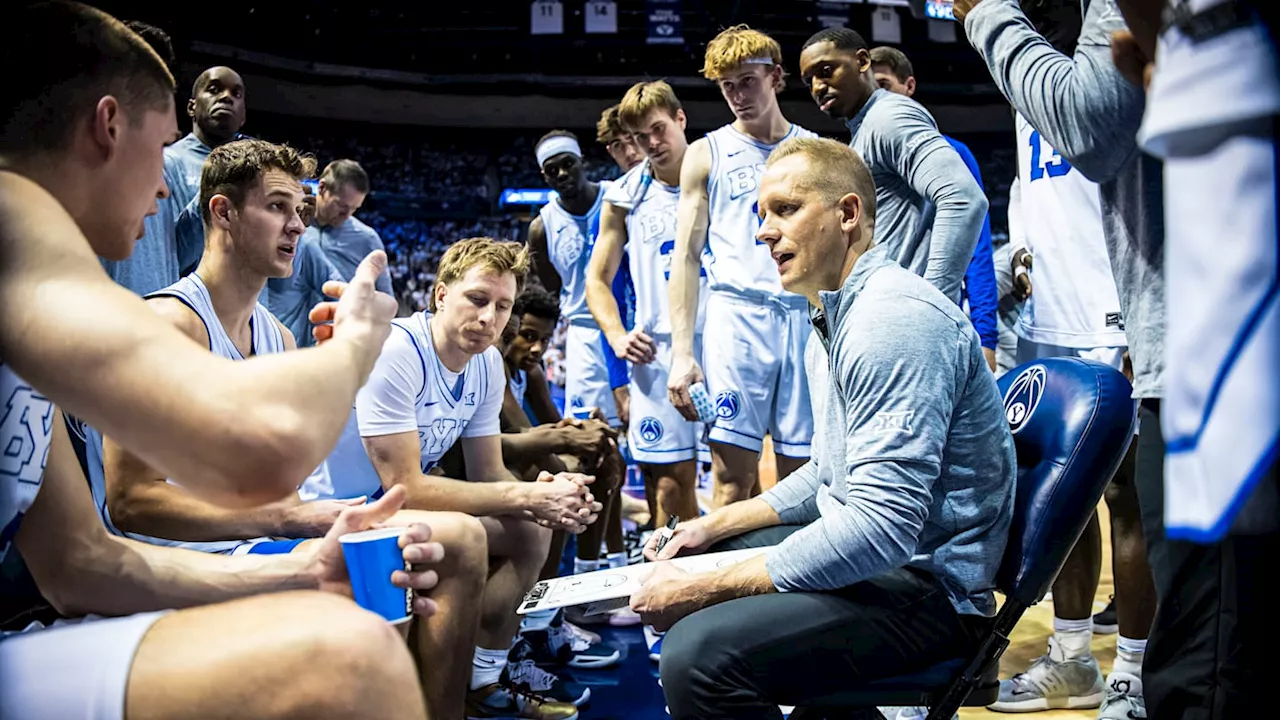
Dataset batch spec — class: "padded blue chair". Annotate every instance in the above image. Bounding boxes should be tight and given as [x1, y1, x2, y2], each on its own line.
[791, 358, 1138, 720]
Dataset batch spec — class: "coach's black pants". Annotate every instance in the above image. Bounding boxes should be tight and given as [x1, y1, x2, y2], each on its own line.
[1135, 400, 1280, 719]
[658, 525, 988, 720]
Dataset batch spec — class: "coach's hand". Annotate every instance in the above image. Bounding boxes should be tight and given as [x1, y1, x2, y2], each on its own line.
[308, 485, 445, 618]
[667, 353, 705, 422]
[525, 471, 603, 533]
[643, 517, 714, 561]
[609, 328, 656, 365]
[309, 250, 398, 352]
[631, 561, 697, 632]
[279, 496, 367, 538]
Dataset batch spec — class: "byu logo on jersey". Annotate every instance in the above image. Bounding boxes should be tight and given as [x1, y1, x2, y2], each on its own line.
[0, 384, 54, 485]
[420, 418, 462, 461]
[714, 391, 740, 421]
[726, 163, 766, 201]
[638, 417, 664, 445]
[553, 225, 585, 268]
[1003, 365, 1047, 434]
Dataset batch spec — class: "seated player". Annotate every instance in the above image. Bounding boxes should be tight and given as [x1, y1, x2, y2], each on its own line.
[309, 237, 600, 719]
[1, 6, 431, 718]
[93, 138, 493, 719]
[633, 138, 1016, 719]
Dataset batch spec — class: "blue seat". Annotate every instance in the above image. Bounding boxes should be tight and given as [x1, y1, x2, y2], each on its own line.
[792, 358, 1138, 720]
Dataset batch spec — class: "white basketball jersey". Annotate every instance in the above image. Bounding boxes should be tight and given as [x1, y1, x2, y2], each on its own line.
[540, 181, 609, 326]
[604, 162, 707, 335]
[0, 364, 54, 564]
[704, 123, 815, 301]
[84, 274, 288, 552]
[1013, 113, 1127, 348]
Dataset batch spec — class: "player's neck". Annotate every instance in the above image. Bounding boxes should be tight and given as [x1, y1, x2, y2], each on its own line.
[558, 182, 599, 216]
[195, 252, 267, 340]
[192, 124, 234, 150]
[733, 111, 791, 145]
[427, 313, 473, 373]
[653, 150, 684, 186]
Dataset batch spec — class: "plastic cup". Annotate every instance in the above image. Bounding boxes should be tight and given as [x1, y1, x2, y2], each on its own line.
[339, 527, 412, 625]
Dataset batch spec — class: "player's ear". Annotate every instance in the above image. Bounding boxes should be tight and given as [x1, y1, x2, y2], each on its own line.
[210, 194, 235, 230]
[675, 108, 688, 131]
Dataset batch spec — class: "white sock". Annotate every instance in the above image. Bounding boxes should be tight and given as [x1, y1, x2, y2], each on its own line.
[520, 608, 556, 632]
[574, 557, 601, 574]
[471, 647, 508, 690]
[1052, 616, 1093, 660]
[1113, 635, 1147, 677]
[606, 551, 627, 568]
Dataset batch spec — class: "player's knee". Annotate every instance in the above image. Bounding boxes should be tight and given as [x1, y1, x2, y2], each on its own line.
[260, 592, 418, 715]
[1103, 478, 1140, 519]
[430, 512, 489, 578]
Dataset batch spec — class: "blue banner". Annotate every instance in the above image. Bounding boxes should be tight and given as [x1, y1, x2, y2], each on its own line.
[646, 0, 683, 45]
[500, 188, 557, 206]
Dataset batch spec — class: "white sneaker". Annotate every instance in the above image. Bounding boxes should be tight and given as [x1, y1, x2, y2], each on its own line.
[988, 637, 1104, 712]
[876, 707, 956, 720]
[1096, 672, 1146, 719]
[607, 606, 642, 627]
[643, 625, 664, 663]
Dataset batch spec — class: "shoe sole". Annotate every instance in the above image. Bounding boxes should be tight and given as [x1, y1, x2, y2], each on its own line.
[566, 650, 622, 669]
[1092, 622, 1119, 635]
[466, 712, 579, 720]
[988, 691, 1104, 712]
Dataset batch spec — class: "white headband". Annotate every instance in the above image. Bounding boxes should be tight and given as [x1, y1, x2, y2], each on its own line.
[743, 56, 775, 65]
[536, 136, 582, 168]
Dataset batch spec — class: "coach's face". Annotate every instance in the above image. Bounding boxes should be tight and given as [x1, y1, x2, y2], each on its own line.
[435, 266, 517, 356]
[508, 313, 557, 372]
[223, 169, 306, 279]
[755, 154, 862, 301]
[316, 181, 366, 227]
[800, 42, 872, 120]
[91, 97, 179, 261]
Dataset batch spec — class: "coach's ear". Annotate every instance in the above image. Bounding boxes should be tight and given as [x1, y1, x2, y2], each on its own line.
[838, 192, 863, 236]
[209, 195, 235, 230]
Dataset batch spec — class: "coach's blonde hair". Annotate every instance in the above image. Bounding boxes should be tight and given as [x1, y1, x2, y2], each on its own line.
[431, 237, 531, 312]
[767, 137, 877, 226]
[701, 24, 784, 82]
[618, 80, 683, 133]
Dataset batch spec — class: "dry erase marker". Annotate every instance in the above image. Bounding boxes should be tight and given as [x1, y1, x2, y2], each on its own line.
[653, 515, 679, 558]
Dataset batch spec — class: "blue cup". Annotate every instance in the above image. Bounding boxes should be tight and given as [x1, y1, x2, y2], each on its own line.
[339, 527, 412, 624]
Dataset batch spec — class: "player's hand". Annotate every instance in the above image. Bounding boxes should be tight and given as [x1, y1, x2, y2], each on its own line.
[1011, 249, 1033, 301]
[309, 250, 398, 352]
[613, 386, 631, 429]
[308, 485, 445, 618]
[280, 495, 367, 538]
[1111, 30, 1155, 91]
[667, 353, 705, 422]
[630, 561, 698, 632]
[524, 471, 602, 533]
[609, 328, 656, 365]
[556, 419, 614, 458]
[952, 0, 982, 22]
[643, 517, 715, 561]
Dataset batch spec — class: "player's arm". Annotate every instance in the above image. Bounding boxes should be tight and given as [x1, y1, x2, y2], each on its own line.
[962, 0, 1144, 183]
[587, 202, 653, 364]
[104, 303, 348, 541]
[0, 173, 397, 508]
[525, 217, 562, 296]
[524, 363, 562, 425]
[885, 108, 986, 304]
[669, 139, 711, 363]
[17, 409, 320, 617]
[950, 141, 999, 366]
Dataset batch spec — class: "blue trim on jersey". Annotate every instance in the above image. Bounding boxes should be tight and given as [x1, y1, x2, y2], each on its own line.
[392, 323, 429, 406]
[145, 291, 213, 351]
[1165, 278, 1278, 454]
[1167, 434, 1279, 543]
[245, 538, 306, 555]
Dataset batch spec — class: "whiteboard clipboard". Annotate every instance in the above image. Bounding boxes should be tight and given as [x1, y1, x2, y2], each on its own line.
[517, 547, 768, 615]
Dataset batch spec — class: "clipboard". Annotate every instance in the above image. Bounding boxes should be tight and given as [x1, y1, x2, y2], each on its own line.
[517, 547, 768, 615]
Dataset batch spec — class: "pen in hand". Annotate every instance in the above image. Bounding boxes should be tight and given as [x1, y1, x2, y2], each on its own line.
[652, 515, 679, 559]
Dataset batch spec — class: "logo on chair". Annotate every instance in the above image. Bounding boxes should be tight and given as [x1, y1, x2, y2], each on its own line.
[714, 391, 740, 421]
[638, 417, 664, 444]
[1003, 365, 1046, 435]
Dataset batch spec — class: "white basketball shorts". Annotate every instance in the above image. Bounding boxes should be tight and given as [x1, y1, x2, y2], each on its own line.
[628, 335, 703, 465]
[702, 293, 813, 457]
[564, 323, 620, 427]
